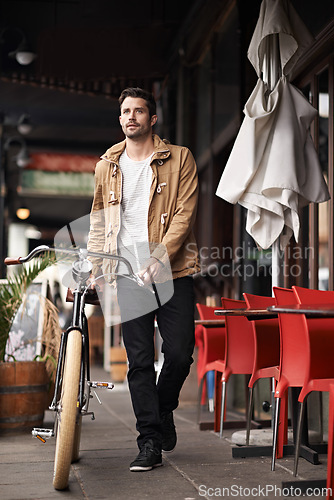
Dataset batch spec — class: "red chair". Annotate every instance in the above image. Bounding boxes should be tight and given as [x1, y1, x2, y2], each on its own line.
[272, 286, 304, 471]
[195, 304, 226, 423]
[243, 293, 287, 451]
[195, 324, 206, 403]
[291, 286, 334, 477]
[216, 297, 255, 437]
[195, 324, 219, 410]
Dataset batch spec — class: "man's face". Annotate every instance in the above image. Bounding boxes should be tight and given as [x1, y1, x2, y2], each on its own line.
[119, 97, 157, 140]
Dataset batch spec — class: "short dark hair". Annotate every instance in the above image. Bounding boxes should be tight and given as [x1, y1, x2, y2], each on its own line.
[119, 87, 156, 117]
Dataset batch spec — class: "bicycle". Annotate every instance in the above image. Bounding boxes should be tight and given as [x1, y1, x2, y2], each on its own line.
[5, 245, 147, 490]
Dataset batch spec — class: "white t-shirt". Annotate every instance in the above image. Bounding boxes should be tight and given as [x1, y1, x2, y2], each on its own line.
[117, 150, 153, 275]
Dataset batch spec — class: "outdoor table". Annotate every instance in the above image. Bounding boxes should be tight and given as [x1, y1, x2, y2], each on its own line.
[268, 303, 334, 318]
[195, 319, 225, 328]
[215, 308, 277, 321]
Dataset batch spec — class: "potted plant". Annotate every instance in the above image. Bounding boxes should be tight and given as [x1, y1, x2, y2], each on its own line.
[0, 253, 61, 433]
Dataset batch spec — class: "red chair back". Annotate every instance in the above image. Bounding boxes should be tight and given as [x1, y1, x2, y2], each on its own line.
[221, 297, 254, 375]
[272, 287, 308, 395]
[196, 304, 226, 379]
[292, 286, 334, 382]
[194, 324, 205, 384]
[243, 293, 280, 385]
[293, 286, 334, 305]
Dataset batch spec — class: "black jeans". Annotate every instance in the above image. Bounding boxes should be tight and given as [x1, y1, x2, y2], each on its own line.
[117, 276, 195, 450]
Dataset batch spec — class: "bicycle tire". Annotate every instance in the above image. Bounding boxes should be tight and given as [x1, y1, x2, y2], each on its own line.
[53, 329, 82, 490]
[71, 414, 82, 463]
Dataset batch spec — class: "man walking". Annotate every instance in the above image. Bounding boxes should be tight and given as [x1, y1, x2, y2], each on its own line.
[88, 87, 199, 471]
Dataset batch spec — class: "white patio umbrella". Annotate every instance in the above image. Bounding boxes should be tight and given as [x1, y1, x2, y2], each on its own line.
[216, 0, 330, 286]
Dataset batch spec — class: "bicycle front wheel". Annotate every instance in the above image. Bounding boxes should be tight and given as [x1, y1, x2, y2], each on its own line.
[71, 414, 82, 463]
[53, 329, 82, 490]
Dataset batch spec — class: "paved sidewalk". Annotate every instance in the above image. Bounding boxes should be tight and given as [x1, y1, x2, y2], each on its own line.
[0, 367, 329, 500]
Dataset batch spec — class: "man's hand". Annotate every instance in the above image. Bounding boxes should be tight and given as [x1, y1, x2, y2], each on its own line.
[137, 257, 163, 285]
[86, 273, 105, 291]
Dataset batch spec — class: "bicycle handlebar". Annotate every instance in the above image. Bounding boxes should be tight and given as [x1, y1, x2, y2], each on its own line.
[4, 257, 23, 265]
[4, 245, 50, 266]
[4, 244, 142, 285]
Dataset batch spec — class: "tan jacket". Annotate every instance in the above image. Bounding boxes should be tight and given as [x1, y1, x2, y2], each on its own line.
[87, 134, 200, 281]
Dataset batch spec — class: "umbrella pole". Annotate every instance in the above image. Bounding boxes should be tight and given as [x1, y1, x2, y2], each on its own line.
[263, 34, 282, 291]
[263, 34, 281, 94]
[271, 239, 282, 289]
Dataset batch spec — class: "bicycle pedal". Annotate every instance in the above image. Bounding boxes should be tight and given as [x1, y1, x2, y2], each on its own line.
[88, 381, 114, 390]
[32, 428, 54, 443]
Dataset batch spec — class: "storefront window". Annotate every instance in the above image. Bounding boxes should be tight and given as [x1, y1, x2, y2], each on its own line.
[195, 52, 211, 160]
[317, 68, 330, 289]
[195, 4, 240, 161]
[291, 0, 334, 38]
[213, 6, 240, 142]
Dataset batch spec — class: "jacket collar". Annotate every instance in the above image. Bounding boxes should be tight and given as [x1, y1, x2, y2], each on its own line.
[100, 134, 171, 164]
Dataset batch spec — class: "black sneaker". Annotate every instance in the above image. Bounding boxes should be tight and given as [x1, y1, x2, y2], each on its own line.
[129, 440, 162, 471]
[161, 412, 177, 453]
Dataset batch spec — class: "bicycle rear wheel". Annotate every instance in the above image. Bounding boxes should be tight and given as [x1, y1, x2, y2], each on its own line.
[53, 329, 82, 490]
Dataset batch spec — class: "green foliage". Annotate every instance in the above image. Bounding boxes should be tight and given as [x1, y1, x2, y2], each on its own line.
[0, 252, 55, 362]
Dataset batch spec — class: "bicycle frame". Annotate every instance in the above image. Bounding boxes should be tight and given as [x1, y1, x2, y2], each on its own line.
[50, 288, 91, 416]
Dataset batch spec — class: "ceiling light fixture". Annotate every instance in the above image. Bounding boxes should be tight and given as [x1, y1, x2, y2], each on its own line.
[15, 147, 32, 168]
[16, 207, 30, 220]
[4, 136, 32, 168]
[0, 27, 36, 66]
[17, 114, 33, 135]
[12, 48, 36, 66]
